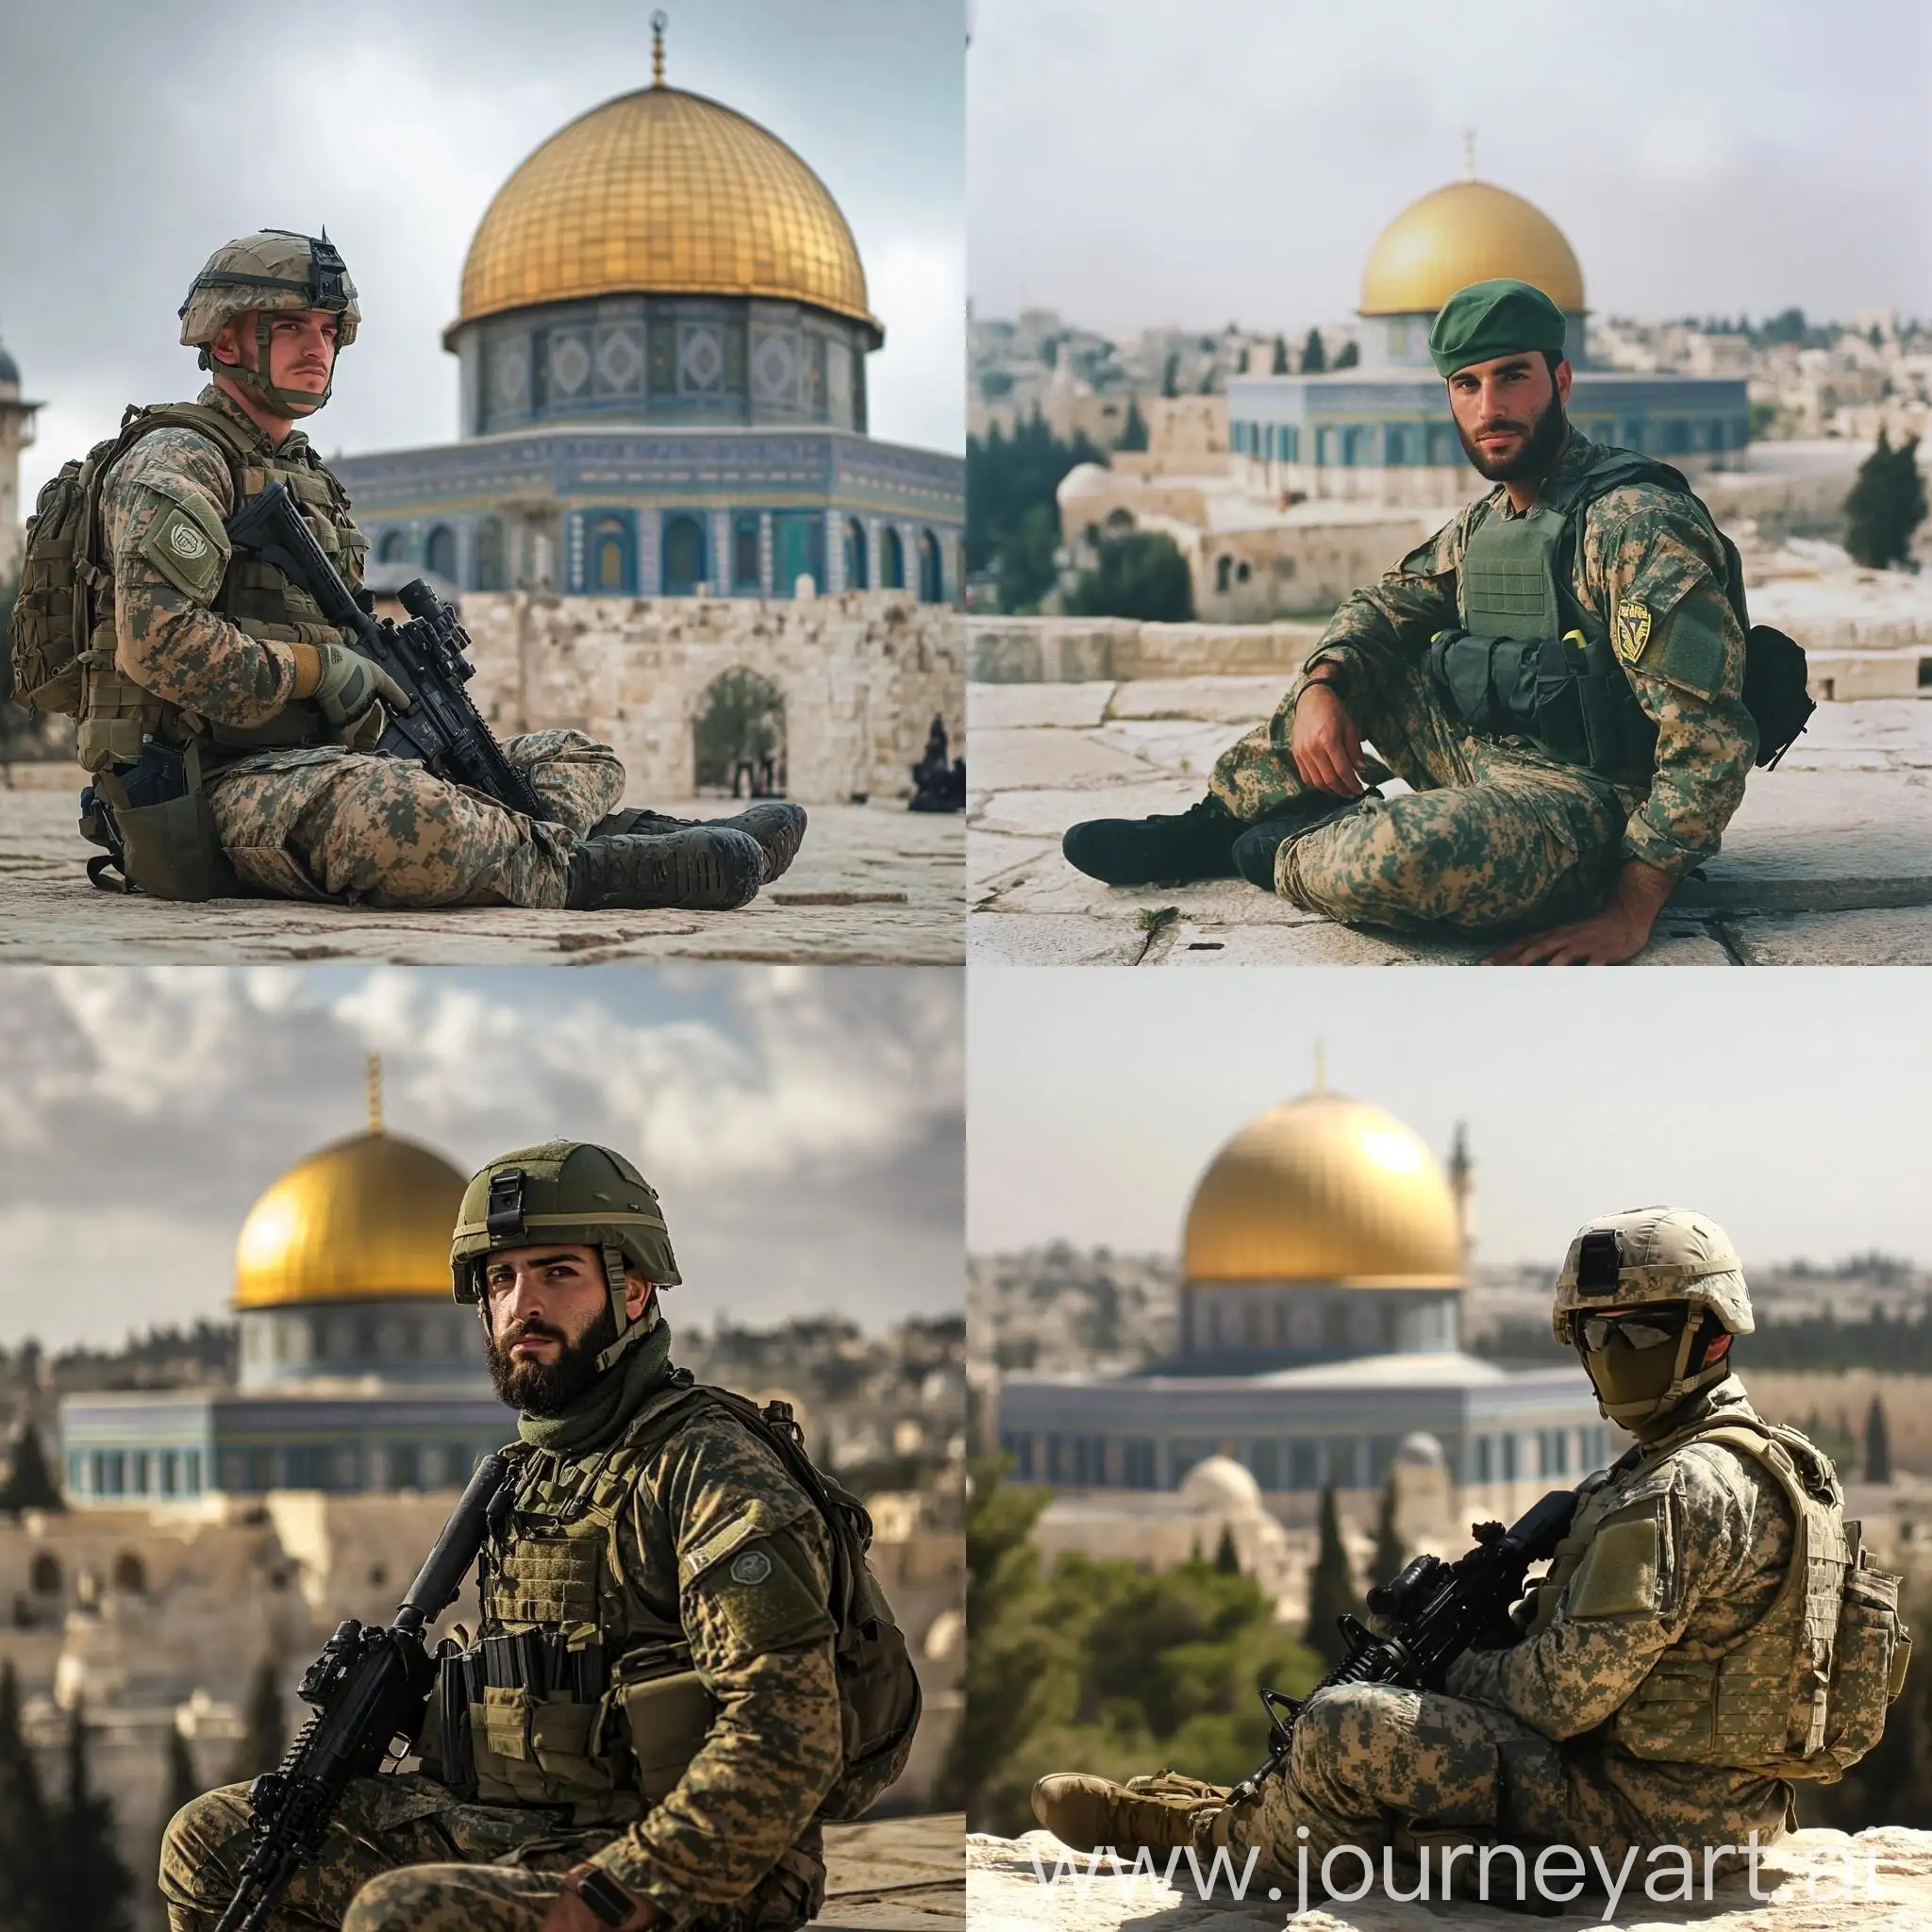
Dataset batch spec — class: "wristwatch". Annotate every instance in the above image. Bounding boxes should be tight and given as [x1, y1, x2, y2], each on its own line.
[575, 1866, 654, 1927]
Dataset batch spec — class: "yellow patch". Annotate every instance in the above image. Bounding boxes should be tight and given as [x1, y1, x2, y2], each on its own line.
[1614, 599, 1654, 664]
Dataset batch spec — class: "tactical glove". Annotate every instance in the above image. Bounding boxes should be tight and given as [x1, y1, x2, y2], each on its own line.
[309, 642, 411, 730]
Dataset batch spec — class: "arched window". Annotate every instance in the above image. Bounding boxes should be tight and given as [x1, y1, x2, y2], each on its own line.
[661, 513, 708, 595]
[917, 529, 942, 603]
[843, 519, 869, 591]
[112, 1551, 146, 1595]
[425, 525, 458, 582]
[880, 526, 905, 591]
[473, 516, 507, 591]
[29, 1553, 60, 1595]
[732, 515, 762, 593]
[376, 529, 406, 564]
[1215, 555, 1233, 592]
[590, 515, 634, 594]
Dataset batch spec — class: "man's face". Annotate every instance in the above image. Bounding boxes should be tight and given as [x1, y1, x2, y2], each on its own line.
[480, 1241, 651, 1414]
[211, 308, 339, 412]
[1446, 352, 1572, 482]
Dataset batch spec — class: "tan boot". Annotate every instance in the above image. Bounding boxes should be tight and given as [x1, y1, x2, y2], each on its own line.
[1030, 1771, 1228, 1854]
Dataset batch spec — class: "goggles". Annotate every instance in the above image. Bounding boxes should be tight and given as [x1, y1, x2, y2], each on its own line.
[1578, 1312, 1683, 1353]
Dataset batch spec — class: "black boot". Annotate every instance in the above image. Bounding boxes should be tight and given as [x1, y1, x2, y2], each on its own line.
[1061, 795, 1246, 886]
[589, 804, 807, 883]
[565, 827, 764, 911]
[1230, 793, 1377, 889]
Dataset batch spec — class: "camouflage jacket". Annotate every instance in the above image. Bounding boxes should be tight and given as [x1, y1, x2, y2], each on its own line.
[535, 1397, 846, 1918]
[1445, 1378, 1797, 1846]
[96, 384, 359, 733]
[1304, 431, 1757, 877]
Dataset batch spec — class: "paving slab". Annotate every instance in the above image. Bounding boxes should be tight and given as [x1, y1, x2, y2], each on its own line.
[970, 683, 1118, 730]
[0, 791, 963, 966]
[968, 911, 1151, 968]
[968, 676, 1932, 965]
[822, 1812, 963, 1932]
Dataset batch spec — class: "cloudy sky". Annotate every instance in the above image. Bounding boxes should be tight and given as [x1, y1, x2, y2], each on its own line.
[970, 0, 1931, 336]
[0, 0, 964, 508]
[0, 966, 963, 1353]
[970, 968, 1929, 1274]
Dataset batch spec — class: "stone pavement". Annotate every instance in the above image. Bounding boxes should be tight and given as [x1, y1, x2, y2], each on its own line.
[970, 1825, 1932, 1930]
[822, 1812, 964, 1930]
[0, 776, 963, 966]
[968, 681, 1932, 966]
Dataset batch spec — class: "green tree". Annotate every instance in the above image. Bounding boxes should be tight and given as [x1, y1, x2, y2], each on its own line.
[995, 504, 1061, 615]
[1332, 340, 1360, 370]
[1117, 395, 1149, 452]
[965, 410, 1103, 608]
[1272, 334, 1290, 375]
[1303, 1485, 1365, 1668]
[1843, 431, 1927, 570]
[1065, 532, 1193, 623]
[1212, 1524, 1241, 1574]
[1160, 352, 1180, 398]
[43, 1701, 132, 1932]
[0, 1426, 63, 1515]
[1371, 1473, 1407, 1589]
[0, 1661, 54, 1932]
[1236, 346, 1250, 375]
[1300, 326, 1326, 375]
[1864, 1395, 1893, 1484]
[226, 1659, 286, 1785]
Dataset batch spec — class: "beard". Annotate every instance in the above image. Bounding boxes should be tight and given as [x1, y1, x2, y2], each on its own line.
[1457, 384, 1570, 482]
[486, 1302, 619, 1414]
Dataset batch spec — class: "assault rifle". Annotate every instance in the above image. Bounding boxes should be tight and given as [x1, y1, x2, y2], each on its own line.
[225, 480, 547, 820]
[1228, 1486, 1578, 1807]
[213, 1453, 510, 1932]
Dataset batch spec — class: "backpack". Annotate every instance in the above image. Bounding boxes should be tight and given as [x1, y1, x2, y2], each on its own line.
[8, 403, 249, 716]
[626, 1378, 924, 1820]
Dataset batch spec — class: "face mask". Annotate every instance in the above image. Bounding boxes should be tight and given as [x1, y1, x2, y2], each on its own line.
[1578, 1307, 1713, 1440]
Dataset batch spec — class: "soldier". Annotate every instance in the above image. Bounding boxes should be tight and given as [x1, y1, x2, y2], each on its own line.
[1060, 279, 1763, 964]
[75, 230, 806, 910]
[1031, 1208, 1907, 1907]
[161, 1141, 917, 1932]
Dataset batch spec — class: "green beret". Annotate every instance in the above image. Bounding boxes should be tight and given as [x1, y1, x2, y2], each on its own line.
[1428, 278, 1568, 376]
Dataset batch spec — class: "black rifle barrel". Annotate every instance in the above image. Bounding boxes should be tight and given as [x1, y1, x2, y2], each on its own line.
[397, 1450, 508, 1635]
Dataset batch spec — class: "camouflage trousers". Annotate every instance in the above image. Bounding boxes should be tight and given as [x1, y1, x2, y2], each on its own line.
[204, 729, 625, 908]
[1217, 1684, 1784, 1885]
[1208, 656, 1630, 937]
[160, 1774, 825, 1932]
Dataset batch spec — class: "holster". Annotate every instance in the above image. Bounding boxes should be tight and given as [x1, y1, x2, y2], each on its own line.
[91, 738, 242, 902]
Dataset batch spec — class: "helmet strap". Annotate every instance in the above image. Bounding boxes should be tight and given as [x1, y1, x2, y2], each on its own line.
[592, 1244, 660, 1376]
[214, 312, 333, 420]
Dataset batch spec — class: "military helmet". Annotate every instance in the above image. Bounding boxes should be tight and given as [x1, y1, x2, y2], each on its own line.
[178, 229, 359, 415]
[453, 1141, 679, 1375]
[1551, 1206, 1754, 1345]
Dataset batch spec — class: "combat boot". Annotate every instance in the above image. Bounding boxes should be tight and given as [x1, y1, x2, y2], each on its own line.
[1230, 792, 1379, 890]
[589, 804, 808, 884]
[1061, 795, 1246, 886]
[1030, 1771, 1228, 1854]
[564, 826, 764, 911]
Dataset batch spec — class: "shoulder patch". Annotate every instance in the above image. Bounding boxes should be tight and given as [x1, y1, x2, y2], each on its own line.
[1568, 1503, 1665, 1620]
[1614, 599, 1652, 664]
[137, 496, 229, 601]
[696, 1528, 836, 1652]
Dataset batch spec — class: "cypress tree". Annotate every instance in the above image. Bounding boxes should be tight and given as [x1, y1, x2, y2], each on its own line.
[1118, 396, 1149, 452]
[1372, 1472, 1407, 1588]
[1300, 326, 1326, 375]
[1843, 431, 1927, 569]
[0, 1661, 53, 1932]
[1303, 1485, 1365, 1668]
[1332, 341, 1360, 370]
[1213, 1524, 1241, 1574]
[44, 1700, 133, 1932]
[1272, 334, 1290, 375]
[1864, 1395, 1893, 1484]
[225, 1659, 286, 1785]
[0, 1426, 63, 1515]
[1160, 352, 1180, 398]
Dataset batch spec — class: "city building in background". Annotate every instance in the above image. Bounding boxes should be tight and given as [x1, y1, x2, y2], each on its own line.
[0, 324, 42, 579]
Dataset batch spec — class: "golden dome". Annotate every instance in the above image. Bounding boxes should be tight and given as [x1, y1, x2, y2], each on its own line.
[452, 82, 878, 342]
[1359, 179, 1584, 317]
[1182, 1091, 1463, 1288]
[234, 1130, 467, 1310]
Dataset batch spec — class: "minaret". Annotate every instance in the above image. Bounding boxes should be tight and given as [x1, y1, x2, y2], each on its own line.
[651, 8, 667, 86]
[366, 1052, 385, 1135]
[0, 324, 42, 582]
[1446, 1120, 1474, 1270]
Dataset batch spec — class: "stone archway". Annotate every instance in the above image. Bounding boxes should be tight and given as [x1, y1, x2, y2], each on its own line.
[692, 667, 788, 797]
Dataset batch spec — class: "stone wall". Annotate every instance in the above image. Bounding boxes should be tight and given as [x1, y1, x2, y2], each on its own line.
[969, 618, 1323, 684]
[458, 591, 964, 804]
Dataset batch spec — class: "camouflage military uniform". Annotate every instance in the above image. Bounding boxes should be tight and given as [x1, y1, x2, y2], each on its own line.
[99, 386, 624, 908]
[160, 1385, 844, 1932]
[1218, 1376, 1798, 1885]
[1209, 432, 1757, 935]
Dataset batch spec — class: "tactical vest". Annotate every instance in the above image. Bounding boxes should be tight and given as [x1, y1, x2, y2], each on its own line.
[440, 1377, 921, 1829]
[1528, 1411, 1907, 1783]
[1432, 449, 1755, 781]
[20, 399, 367, 774]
